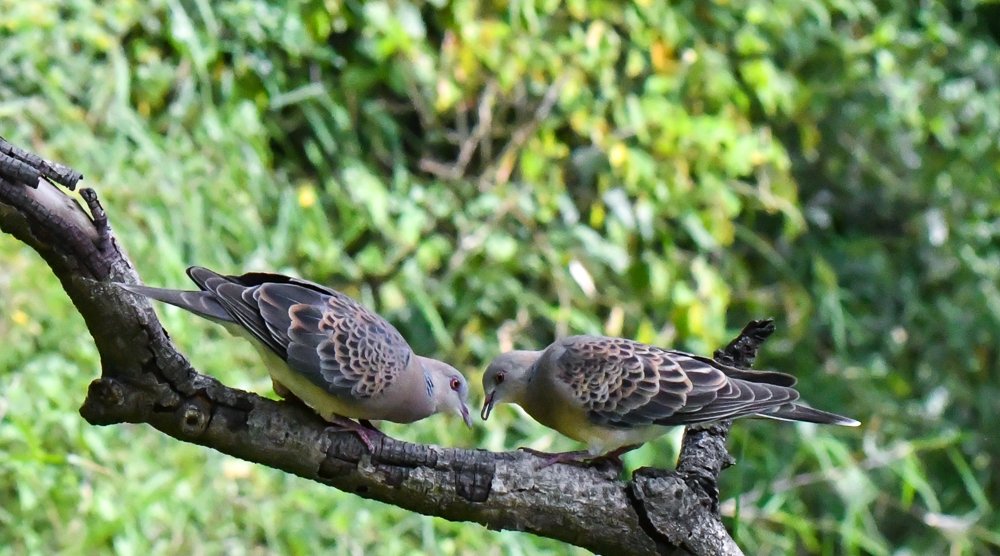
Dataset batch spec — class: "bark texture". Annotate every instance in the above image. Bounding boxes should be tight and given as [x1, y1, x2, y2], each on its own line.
[0, 136, 760, 556]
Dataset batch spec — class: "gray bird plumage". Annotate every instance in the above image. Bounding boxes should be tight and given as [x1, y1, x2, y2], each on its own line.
[120, 267, 473, 444]
[482, 335, 859, 459]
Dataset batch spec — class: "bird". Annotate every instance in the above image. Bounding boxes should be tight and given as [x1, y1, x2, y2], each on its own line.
[481, 335, 859, 467]
[119, 266, 473, 451]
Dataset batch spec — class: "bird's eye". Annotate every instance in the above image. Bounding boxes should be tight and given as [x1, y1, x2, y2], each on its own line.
[495, 373, 505, 385]
[450, 378, 461, 390]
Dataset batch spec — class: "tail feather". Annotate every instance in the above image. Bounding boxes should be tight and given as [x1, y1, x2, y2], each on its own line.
[118, 283, 234, 324]
[757, 403, 860, 427]
[186, 266, 232, 290]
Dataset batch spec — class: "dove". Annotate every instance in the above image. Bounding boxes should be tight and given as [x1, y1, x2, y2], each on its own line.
[120, 266, 473, 451]
[481, 335, 859, 467]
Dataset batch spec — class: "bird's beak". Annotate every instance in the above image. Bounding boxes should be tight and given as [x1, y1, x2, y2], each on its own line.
[460, 403, 474, 428]
[481, 391, 496, 421]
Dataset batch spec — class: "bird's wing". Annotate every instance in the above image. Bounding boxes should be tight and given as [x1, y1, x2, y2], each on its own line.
[189, 267, 411, 399]
[552, 336, 800, 427]
[663, 349, 798, 387]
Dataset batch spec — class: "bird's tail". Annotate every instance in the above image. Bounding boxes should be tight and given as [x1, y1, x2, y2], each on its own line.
[757, 403, 860, 427]
[118, 283, 234, 324]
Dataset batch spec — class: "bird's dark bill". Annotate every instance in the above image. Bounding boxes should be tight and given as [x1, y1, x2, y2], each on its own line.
[461, 404, 474, 428]
[481, 392, 496, 420]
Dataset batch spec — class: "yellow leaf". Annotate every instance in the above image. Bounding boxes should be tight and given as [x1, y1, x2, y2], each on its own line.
[650, 40, 673, 73]
[590, 203, 606, 227]
[298, 186, 317, 208]
[687, 302, 705, 336]
[609, 143, 628, 167]
[12, 310, 29, 326]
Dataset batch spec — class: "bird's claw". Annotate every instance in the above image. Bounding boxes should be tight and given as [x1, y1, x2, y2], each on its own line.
[518, 444, 639, 473]
[325, 416, 384, 453]
[517, 447, 594, 469]
[354, 427, 378, 453]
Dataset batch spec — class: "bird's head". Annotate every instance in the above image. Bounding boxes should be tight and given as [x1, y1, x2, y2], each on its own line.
[481, 350, 539, 421]
[422, 358, 473, 428]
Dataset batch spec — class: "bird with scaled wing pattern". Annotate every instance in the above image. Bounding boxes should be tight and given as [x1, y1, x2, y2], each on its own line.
[120, 267, 474, 451]
[481, 335, 859, 467]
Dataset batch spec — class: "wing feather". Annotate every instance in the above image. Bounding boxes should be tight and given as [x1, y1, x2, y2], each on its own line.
[185, 266, 411, 399]
[552, 335, 803, 428]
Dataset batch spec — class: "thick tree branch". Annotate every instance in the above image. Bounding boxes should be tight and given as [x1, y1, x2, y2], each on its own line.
[0, 136, 756, 556]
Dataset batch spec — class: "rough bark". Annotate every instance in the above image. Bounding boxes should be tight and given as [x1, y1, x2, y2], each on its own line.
[0, 136, 759, 556]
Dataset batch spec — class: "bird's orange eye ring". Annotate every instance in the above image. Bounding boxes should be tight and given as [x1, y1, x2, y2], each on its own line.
[450, 378, 461, 390]
[495, 373, 505, 384]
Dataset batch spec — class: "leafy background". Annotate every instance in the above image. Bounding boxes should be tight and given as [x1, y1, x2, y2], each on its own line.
[3, 0, 1000, 554]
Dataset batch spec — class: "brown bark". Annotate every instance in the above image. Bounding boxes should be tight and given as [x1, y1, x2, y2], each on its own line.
[0, 136, 756, 556]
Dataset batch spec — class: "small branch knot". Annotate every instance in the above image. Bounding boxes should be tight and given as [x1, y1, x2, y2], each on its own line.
[179, 397, 212, 437]
[80, 377, 134, 426]
[95, 377, 124, 406]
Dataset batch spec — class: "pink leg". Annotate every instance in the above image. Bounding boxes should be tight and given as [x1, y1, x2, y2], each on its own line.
[586, 444, 642, 469]
[324, 415, 385, 453]
[519, 444, 642, 470]
[518, 448, 593, 469]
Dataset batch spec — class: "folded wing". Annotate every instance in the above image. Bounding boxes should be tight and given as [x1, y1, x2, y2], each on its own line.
[188, 266, 411, 399]
[553, 336, 803, 428]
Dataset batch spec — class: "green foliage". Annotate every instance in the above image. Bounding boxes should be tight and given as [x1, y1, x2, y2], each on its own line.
[3, 0, 1000, 554]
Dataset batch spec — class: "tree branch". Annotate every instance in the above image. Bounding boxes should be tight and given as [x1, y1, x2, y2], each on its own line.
[0, 136, 756, 556]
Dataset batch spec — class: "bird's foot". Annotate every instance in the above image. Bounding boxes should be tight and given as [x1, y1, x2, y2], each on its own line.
[519, 444, 641, 473]
[518, 447, 600, 469]
[595, 443, 641, 465]
[324, 415, 384, 453]
[539, 450, 594, 470]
